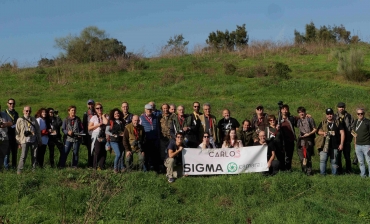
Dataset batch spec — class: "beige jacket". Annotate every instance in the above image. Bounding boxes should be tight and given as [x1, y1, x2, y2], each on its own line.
[15, 116, 42, 145]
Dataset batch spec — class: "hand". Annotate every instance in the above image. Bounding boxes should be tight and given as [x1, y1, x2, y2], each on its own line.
[18, 144, 21, 149]
[68, 131, 73, 136]
[179, 146, 184, 151]
[267, 161, 272, 168]
[276, 125, 280, 131]
[183, 127, 189, 132]
[338, 144, 343, 151]
[126, 151, 132, 157]
[323, 132, 327, 137]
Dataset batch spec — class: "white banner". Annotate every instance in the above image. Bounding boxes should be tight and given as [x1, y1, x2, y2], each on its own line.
[182, 145, 268, 175]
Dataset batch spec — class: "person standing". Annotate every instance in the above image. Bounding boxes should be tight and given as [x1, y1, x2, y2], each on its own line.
[140, 104, 160, 172]
[251, 105, 269, 142]
[158, 103, 172, 173]
[105, 108, 126, 173]
[35, 108, 50, 168]
[317, 108, 345, 175]
[189, 101, 202, 144]
[199, 103, 218, 147]
[237, 119, 254, 147]
[353, 108, 370, 177]
[61, 106, 84, 168]
[217, 109, 240, 144]
[82, 99, 95, 168]
[47, 108, 63, 168]
[16, 106, 42, 174]
[296, 106, 317, 175]
[0, 104, 13, 170]
[335, 102, 355, 173]
[279, 104, 297, 171]
[89, 102, 108, 170]
[4, 98, 19, 169]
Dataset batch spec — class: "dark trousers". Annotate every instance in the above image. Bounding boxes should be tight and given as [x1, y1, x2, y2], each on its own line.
[297, 143, 313, 174]
[144, 139, 160, 172]
[159, 138, 170, 173]
[0, 141, 9, 170]
[284, 140, 295, 171]
[86, 134, 93, 168]
[337, 141, 352, 173]
[36, 144, 47, 168]
[93, 140, 106, 169]
[48, 136, 64, 167]
[268, 160, 280, 175]
[4, 136, 17, 169]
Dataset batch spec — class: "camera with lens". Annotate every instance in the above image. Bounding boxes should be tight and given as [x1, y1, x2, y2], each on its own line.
[131, 140, 142, 151]
[54, 110, 59, 116]
[278, 101, 284, 109]
[24, 131, 33, 137]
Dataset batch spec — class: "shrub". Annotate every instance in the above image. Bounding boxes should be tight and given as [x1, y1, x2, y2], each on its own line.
[337, 48, 365, 81]
[270, 62, 292, 80]
[224, 63, 237, 75]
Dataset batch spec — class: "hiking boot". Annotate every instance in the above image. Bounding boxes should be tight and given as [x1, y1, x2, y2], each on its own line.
[120, 168, 126, 173]
[113, 169, 118, 174]
[168, 178, 175, 183]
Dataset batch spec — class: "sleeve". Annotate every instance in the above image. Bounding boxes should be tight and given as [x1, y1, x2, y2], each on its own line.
[15, 119, 21, 144]
[234, 119, 240, 128]
[56, 116, 63, 127]
[317, 122, 323, 131]
[348, 115, 355, 131]
[62, 119, 68, 135]
[79, 118, 84, 133]
[338, 122, 344, 131]
[34, 119, 42, 144]
[105, 125, 113, 136]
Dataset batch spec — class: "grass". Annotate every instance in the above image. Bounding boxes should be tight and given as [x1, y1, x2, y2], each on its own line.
[1, 42, 370, 223]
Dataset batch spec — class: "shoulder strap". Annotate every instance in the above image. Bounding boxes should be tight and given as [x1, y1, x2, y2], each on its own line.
[22, 116, 36, 128]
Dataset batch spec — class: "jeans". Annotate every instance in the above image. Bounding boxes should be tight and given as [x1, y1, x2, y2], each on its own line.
[4, 136, 17, 169]
[0, 140, 9, 170]
[61, 141, 80, 167]
[110, 141, 125, 170]
[355, 144, 370, 177]
[319, 149, 338, 175]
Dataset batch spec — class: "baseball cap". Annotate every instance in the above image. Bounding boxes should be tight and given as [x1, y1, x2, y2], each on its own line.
[145, 104, 153, 110]
[87, 99, 95, 104]
[337, 102, 345, 108]
[326, 108, 334, 115]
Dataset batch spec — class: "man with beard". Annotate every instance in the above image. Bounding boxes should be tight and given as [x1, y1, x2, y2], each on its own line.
[199, 103, 218, 147]
[335, 102, 355, 173]
[4, 98, 19, 169]
[251, 105, 269, 142]
[189, 101, 202, 144]
[237, 119, 254, 146]
[317, 108, 345, 175]
[217, 109, 240, 143]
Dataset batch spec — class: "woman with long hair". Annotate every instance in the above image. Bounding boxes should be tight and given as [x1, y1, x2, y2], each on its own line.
[222, 128, 243, 148]
[88, 102, 108, 170]
[106, 108, 126, 173]
[35, 108, 50, 168]
[61, 106, 84, 168]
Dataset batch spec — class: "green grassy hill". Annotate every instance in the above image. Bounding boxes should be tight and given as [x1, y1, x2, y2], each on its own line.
[0, 43, 370, 223]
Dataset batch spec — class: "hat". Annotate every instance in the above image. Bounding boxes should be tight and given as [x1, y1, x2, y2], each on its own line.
[145, 104, 153, 110]
[87, 99, 95, 104]
[256, 105, 264, 110]
[337, 102, 345, 108]
[326, 108, 334, 114]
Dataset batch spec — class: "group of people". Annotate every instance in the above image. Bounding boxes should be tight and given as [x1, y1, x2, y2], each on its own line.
[0, 99, 369, 183]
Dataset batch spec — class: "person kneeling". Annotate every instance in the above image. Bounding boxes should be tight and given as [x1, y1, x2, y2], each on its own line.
[165, 132, 184, 183]
[253, 131, 279, 175]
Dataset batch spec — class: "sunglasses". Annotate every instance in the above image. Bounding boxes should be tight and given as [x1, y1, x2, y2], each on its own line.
[49, 111, 54, 113]
[357, 113, 364, 115]
[193, 106, 199, 108]
[24, 110, 31, 112]
[326, 113, 333, 115]
[203, 136, 210, 138]
[95, 107, 103, 110]
[256, 108, 263, 110]
[269, 119, 275, 122]
[8, 103, 14, 105]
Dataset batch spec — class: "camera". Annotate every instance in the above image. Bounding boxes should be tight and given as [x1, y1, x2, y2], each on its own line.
[24, 131, 33, 137]
[131, 140, 142, 151]
[278, 101, 284, 108]
[54, 110, 59, 116]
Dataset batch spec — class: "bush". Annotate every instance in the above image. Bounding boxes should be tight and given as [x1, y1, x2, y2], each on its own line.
[270, 62, 292, 80]
[336, 49, 365, 82]
[224, 63, 237, 75]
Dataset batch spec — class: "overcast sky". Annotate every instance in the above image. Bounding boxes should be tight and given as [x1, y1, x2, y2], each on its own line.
[1, 0, 369, 67]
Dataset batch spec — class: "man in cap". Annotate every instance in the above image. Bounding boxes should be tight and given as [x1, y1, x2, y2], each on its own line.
[353, 108, 370, 177]
[251, 105, 269, 142]
[335, 102, 355, 173]
[82, 99, 95, 167]
[317, 108, 345, 175]
[140, 104, 160, 172]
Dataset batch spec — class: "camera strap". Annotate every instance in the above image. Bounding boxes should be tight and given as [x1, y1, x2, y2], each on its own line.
[22, 116, 36, 129]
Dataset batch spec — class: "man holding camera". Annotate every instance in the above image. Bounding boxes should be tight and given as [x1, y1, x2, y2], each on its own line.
[199, 103, 218, 147]
[317, 108, 345, 175]
[16, 106, 42, 174]
[0, 104, 13, 170]
[123, 115, 145, 171]
[4, 98, 19, 169]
